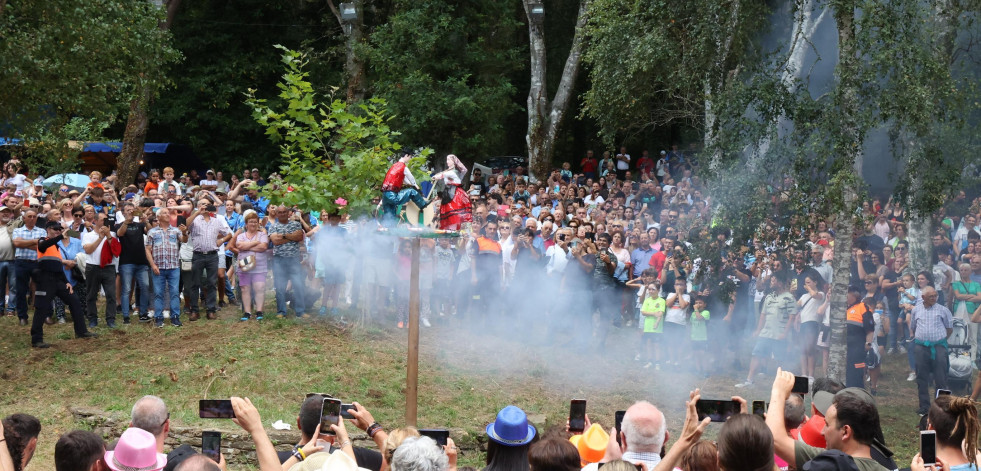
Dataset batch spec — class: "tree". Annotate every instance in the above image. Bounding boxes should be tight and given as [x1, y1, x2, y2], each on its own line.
[116, 0, 182, 187]
[581, 0, 767, 148]
[245, 46, 429, 215]
[0, 0, 178, 172]
[524, 0, 590, 179]
[365, 0, 523, 159]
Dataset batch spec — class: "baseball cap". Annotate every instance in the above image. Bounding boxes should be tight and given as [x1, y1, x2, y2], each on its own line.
[660, 150, 666, 155]
[45, 220, 63, 230]
[812, 387, 875, 416]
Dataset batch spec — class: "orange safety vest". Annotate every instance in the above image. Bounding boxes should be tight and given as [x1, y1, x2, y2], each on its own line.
[846, 302, 868, 327]
[476, 237, 501, 255]
[37, 242, 62, 263]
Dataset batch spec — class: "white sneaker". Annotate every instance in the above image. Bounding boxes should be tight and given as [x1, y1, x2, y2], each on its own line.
[735, 380, 753, 388]
[634, 354, 641, 361]
[643, 362, 652, 369]
[422, 318, 431, 327]
[907, 372, 916, 381]
[162, 310, 170, 319]
[899, 345, 907, 353]
[887, 347, 896, 354]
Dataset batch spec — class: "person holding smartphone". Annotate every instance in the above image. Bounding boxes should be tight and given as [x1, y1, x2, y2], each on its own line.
[911, 394, 980, 471]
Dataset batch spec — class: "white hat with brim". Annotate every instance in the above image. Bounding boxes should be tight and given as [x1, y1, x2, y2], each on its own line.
[287, 449, 370, 471]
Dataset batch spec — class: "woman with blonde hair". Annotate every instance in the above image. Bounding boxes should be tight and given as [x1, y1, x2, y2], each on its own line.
[231, 210, 268, 321]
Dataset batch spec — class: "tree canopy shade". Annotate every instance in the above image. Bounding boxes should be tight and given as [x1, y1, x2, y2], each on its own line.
[0, 0, 178, 171]
[365, 0, 524, 159]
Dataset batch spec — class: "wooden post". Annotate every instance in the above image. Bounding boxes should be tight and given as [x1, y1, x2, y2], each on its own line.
[406, 237, 421, 426]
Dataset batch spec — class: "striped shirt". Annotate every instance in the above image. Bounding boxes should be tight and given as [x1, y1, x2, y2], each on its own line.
[189, 216, 230, 253]
[147, 226, 183, 270]
[911, 302, 953, 342]
[12, 225, 46, 260]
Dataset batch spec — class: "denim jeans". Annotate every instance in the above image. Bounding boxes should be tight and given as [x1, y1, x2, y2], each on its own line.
[14, 259, 37, 320]
[273, 256, 306, 315]
[0, 260, 13, 312]
[152, 268, 181, 320]
[119, 264, 150, 318]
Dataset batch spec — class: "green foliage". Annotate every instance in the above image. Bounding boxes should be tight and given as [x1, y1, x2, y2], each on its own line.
[582, 0, 769, 143]
[364, 0, 523, 157]
[246, 47, 429, 216]
[0, 0, 179, 152]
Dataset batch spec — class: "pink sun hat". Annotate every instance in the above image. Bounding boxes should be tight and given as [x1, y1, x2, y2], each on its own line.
[105, 428, 167, 471]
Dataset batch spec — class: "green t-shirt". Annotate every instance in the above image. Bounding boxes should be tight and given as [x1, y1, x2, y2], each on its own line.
[953, 281, 981, 314]
[794, 441, 888, 471]
[641, 297, 665, 333]
[759, 292, 797, 339]
[690, 310, 710, 341]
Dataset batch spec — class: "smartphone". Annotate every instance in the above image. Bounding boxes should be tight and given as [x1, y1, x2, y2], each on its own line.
[201, 431, 221, 463]
[752, 401, 766, 417]
[199, 400, 235, 418]
[920, 430, 937, 466]
[66, 229, 80, 238]
[614, 410, 626, 447]
[341, 403, 357, 420]
[419, 429, 450, 448]
[569, 399, 587, 434]
[695, 399, 739, 423]
[936, 389, 952, 398]
[792, 376, 810, 394]
[320, 398, 341, 435]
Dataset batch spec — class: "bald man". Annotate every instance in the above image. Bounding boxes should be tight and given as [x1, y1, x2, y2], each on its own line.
[587, 401, 667, 470]
[910, 286, 953, 415]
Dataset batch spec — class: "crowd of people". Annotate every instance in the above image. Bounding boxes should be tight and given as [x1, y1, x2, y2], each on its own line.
[3, 145, 981, 470]
[1, 371, 976, 471]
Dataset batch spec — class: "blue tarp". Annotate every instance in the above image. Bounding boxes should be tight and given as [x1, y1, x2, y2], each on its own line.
[0, 138, 170, 153]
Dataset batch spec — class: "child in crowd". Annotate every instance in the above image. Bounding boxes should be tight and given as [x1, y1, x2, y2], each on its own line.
[868, 300, 889, 395]
[689, 297, 710, 376]
[628, 270, 659, 357]
[560, 162, 573, 183]
[87, 171, 104, 190]
[899, 273, 919, 380]
[639, 281, 665, 370]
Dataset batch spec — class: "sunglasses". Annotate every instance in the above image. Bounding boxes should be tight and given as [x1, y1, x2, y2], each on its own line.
[60, 188, 69, 193]
[73, 214, 83, 217]
[51, 227, 63, 232]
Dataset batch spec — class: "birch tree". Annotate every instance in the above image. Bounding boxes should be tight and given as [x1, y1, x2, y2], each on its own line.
[524, 0, 590, 179]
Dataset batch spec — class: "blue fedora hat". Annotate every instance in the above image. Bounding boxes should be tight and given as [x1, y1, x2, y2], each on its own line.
[485, 405, 536, 446]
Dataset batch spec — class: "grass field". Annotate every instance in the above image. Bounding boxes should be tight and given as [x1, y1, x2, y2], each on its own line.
[0, 304, 931, 469]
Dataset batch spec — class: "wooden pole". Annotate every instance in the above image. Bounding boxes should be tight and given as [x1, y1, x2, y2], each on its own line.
[406, 237, 421, 426]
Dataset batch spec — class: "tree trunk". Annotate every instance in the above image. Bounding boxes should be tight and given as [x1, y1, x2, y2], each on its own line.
[524, 0, 590, 180]
[826, 2, 862, 382]
[116, 0, 181, 186]
[327, 0, 366, 104]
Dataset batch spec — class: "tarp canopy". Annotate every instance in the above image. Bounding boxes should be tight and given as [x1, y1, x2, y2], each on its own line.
[0, 138, 171, 154]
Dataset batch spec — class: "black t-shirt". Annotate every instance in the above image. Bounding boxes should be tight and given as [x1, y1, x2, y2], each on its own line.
[115, 220, 149, 265]
[882, 270, 900, 308]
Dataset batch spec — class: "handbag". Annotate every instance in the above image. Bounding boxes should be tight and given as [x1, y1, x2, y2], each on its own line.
[238, 255, 256, 272]
[181, 259, 192, 271]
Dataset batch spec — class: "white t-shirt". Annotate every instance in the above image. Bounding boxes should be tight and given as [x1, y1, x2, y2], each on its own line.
[81, 229, 115, 266]
[616, 153, 631, 170]
[6, 174, 28, 191]
[499, 236, 516, 284]
[584, 194, 605, 208]
[545, 245, 570, 275]
[664, 293, 690, 325]
[798, 292, 825, 324]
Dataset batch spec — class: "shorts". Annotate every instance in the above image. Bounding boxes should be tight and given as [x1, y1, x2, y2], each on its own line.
[817, 325, 831, 348]
[218, 254, 227, 270]
[752, 337, 786, 358]
[690, 340, 708, 351]
[877, 336, 887, 347]
[238, 271, 266, 286]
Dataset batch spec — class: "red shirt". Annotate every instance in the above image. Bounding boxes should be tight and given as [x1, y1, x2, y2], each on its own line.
[637, 157, 655, 174]
[581, 158, 597, 173]
[649, 251, 666, 277]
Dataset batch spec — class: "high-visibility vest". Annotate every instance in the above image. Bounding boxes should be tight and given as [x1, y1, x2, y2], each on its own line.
[846, 303, 868, 328]
[37, 242, 62, 263]
[476, 237, 501, 255]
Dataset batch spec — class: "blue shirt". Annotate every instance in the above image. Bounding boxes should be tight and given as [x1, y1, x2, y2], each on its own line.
[911, 302, 953, 342]
[631, 246, 655, 277]
[243, 195, 270, 217]
[57, 237, 83, 286]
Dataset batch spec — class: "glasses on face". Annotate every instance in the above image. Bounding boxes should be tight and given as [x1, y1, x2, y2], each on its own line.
[60, 188, 68, 193]
[73, 214, 83, 218]
[51, 227, 63, 232]
[864, 281, 874, 285]
[897, 247, 908, 251]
